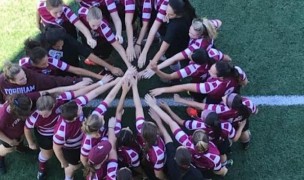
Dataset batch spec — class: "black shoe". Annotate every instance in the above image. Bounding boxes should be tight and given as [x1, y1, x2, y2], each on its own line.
[0, 158, 6, 175]
[37, 171, 46, 180]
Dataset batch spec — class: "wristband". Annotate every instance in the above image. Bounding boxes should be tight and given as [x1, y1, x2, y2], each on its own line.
[98, 80, 104, 86]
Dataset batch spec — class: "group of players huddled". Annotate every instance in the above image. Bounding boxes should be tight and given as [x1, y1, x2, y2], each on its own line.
[0, 0, 258, 179]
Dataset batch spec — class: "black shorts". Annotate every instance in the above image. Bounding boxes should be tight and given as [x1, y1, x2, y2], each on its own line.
[80, 33, 113, 59]
[200, 169, 214, 179]
[243, 119, 250, 132]
[63, 148, 81, 165]
[233, 119, 250, 132]
[215, 138, 231, 155]
[34, 129, 53, 150]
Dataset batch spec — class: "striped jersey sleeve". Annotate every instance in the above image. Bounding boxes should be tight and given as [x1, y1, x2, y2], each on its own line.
[208, 48, 223, 61]
[173, 128, 194, 149]
[142, 0, 152, 21]
[127, 149, 140, 167]
[81, 134, 92, 157]
[114, 118, 122, 135]
[74, 95, 89, 106]
[181, 39, 204, 58]
[19, 57, 30, 67]
[196, 81, 222, 94]
[92, 101, 108, 116]
[242, 98, 258, 114]
[105, 0, 118, 13]
[25, 111, 40, 129]
[177, 63, 201, 78]
[204, 104, 231, 114]
[184, 119, 207, 130]
[124, 0, 135, 13]
[53, 120, 66, 145]
[57, 91, 75, 101]
[98, 21, 116, 43]
[48, 57, 70, 71]
[62, 5, 79, 24]
[235, 66, 247, 81]
[155, 0, 168, 22]
[106, 160, 118, 180]
[135, 117, 145, 133]
[221, 122, 236, 139]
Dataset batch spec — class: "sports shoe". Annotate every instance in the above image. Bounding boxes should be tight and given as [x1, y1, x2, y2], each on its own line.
[186, 107, 198, 118]
[37, 171, 46, 180]
[84, 59, 97, 66]
[0, 158, 6, 175]
[225, 159, 233, 167]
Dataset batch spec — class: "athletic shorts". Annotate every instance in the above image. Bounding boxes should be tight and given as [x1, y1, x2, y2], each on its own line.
[215, 138, 231, 155]
[63, 148, 81, 165]
[34, 129, 53, 150]
[233, 119, 250, 132]
[80, 33, 113, 59]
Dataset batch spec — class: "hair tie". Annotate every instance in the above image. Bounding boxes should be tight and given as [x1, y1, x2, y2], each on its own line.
[13, 99, 19, 107]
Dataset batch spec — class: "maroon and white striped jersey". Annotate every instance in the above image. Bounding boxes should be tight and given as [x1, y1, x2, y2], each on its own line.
[195, 78, 237, 101]
[141, 0, 152, 22]
[91, 101, 108, 116]
[25, 91, 74, 136]
[38, 2, 79, 26]
[155, 0, 168, 22]
[86, 159, 118, 180]
[115, 0, 136, 13]
[106, 159, 118, 180]
[204, 97, 258, 123]
[19, 57, 70, 76]
[138, 0, 168, 22]
[78, 7, 116, 43]
[115, 118, 140, 167]
[184, 119, 236, 140]
[81, 128, 108, 157]
[173, 128, 221, 171]
[53, 95, 89, 148]
[136, 117, 166, 170]
[81, 101, 109, 155]
[181, 19, 222, 59]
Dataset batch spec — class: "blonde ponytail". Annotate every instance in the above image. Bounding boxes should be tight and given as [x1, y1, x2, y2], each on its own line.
[202, 18, 217, 40]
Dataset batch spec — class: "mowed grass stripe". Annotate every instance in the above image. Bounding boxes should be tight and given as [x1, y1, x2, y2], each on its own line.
[85, 95, 304, 108]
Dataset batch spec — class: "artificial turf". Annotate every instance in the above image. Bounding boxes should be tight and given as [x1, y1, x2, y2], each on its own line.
[1, 106, 303, 180]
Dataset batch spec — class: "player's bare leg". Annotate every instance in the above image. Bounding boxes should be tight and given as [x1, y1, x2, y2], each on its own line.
[0, 145, 14, 174]
[64, 164, 81, 180]
[37, 148, 53, 180]
[240, 130, 251, 150]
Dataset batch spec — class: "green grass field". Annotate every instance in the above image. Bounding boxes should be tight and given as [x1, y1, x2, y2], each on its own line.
[0, 0, 303, 179]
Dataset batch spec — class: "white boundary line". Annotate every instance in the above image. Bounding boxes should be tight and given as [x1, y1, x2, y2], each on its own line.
[85, 95, 304, 108]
